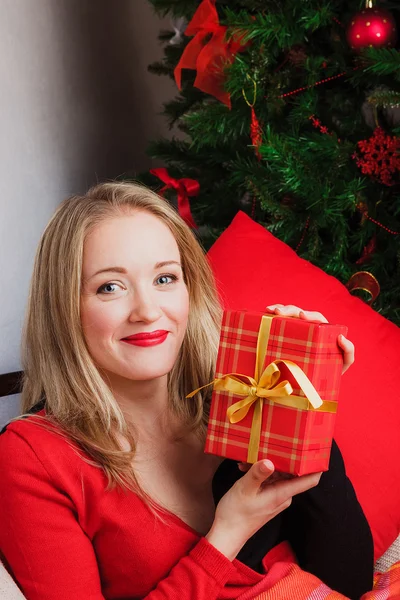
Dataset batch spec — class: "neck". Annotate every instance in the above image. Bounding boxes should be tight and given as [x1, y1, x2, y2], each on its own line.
[103, 372, 181, 438]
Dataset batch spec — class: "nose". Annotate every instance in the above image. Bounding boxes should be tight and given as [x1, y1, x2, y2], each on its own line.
[128, 286, 162, 324]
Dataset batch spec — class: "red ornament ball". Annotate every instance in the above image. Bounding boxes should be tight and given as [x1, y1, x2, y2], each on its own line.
[346, 7, 397, 51]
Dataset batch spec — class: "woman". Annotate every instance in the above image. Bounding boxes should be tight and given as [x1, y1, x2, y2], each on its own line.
[0, 182, 373, 600]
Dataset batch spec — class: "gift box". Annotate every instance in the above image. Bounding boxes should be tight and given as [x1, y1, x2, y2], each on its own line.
[204, 310, 348, 475]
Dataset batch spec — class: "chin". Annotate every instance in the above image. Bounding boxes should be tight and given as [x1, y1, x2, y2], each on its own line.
[124, 369, 171, 382]
[112, 359, 177, 382]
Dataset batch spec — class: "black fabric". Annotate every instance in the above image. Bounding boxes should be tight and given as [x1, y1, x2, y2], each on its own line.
[212, 439, 374, 600]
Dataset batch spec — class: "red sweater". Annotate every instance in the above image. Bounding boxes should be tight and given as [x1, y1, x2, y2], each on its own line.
[0, 411, 295, 600]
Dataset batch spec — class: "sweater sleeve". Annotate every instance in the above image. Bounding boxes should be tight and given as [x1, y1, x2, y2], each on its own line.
[0, 428, 237, 600]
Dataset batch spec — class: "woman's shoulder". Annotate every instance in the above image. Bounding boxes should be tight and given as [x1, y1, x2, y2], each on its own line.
[1, 404, 70, 446]
[0, 405, 115, 537]
[0, 405, 92, 479]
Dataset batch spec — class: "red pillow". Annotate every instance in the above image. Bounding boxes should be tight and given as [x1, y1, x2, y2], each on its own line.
[207, 210, 400, 561]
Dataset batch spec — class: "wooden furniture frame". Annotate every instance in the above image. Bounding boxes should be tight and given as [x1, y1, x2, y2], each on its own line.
[0, 371, 23, 398]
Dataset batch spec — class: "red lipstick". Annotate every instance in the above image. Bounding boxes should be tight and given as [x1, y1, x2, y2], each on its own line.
[122, 330, 169, 347]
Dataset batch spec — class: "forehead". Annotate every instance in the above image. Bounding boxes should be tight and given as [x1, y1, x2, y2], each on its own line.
[82, 212, 180, 273]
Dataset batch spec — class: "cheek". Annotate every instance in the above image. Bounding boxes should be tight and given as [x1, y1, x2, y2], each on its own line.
[80, 298, 124, 343]
[177, 287, 190, 326]
[165, 287, 190, 330]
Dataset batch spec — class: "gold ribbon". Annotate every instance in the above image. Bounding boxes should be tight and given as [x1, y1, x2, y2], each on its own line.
[187, 315, 337, 463]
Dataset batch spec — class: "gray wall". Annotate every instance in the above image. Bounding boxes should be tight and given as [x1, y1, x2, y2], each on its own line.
[0, 0, 176, 425]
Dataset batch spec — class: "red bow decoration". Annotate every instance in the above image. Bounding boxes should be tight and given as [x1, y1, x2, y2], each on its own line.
[174, 0, 245, 107]
[150, 168, 199, 229]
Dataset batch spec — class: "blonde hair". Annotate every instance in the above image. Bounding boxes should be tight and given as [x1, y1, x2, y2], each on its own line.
[14, 181, 222, 504]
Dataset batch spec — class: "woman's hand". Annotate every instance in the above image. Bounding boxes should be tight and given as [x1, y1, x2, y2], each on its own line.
[206, 460, 321, 560]
[265, 304, 355, 375]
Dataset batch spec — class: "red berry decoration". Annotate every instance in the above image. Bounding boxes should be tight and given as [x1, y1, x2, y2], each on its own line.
[346, 6, 397, 51]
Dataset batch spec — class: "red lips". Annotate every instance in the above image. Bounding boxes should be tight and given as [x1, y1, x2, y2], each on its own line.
[121, 330, 169, 347]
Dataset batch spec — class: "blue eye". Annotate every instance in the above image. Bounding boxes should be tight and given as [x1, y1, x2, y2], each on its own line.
[97, 283, 121, 294]
[155, 274, 177, 286]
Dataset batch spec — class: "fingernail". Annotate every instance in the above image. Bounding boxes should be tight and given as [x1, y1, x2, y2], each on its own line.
[260, 460, 274, 473]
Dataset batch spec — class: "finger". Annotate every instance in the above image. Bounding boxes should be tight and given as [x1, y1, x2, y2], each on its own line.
[261, 471, 294, 486]
[266, 305, 303, 318]
[274, 304, 302, 316]
[299, 310, 329, 324]
[237, 462, 251, 472]
[243, 460, 275, 491]
[267, 305, 329, 323]
[274, 306, 328, 323]
[265, 304, 284, 312]
[338, 334, 355, 374]
[265, 471, 322, 505]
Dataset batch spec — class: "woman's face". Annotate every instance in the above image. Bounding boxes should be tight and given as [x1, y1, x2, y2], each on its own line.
[80, 211, 190, 383]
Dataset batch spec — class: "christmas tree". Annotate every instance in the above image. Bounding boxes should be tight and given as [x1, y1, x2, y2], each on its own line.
[138, 0, 400, 325]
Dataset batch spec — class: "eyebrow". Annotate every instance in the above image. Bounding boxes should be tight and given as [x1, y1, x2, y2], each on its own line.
[89, 261, 182, 279]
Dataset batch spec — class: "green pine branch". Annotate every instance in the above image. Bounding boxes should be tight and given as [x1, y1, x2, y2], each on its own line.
[163, 88, 206, 126]
[362, 48, 400, 77]
[223, 8, 305, 48]
[148, 39, 185, 79]
[297, 4, 336, 32]
[183, 102, 251, 148]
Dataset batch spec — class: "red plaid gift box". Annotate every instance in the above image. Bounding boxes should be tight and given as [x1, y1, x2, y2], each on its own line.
[204, 310, 348, 475]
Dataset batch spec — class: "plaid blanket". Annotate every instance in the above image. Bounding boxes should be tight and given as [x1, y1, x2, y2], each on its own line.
[236, 560, 400, 600]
